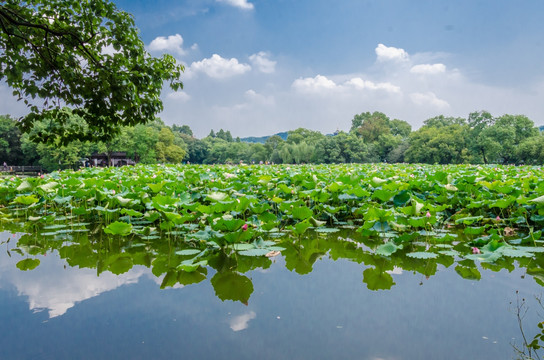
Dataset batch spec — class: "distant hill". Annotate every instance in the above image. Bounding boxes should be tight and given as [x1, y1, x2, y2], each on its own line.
[240, 132, 289, 143]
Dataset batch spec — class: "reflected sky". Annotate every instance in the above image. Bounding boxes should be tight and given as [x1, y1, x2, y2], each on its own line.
[0, 231, 543, 360]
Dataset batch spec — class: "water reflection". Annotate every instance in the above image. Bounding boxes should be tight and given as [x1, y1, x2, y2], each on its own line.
[1, 229, 544, 359]
[2, 226, 544, 306]
[229, 311, 257, 332]
[0, 232, 155, 318]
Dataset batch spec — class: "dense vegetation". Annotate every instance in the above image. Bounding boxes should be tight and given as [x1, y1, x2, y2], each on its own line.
[2, 110, 544, 172]
[2, 163, 544, 290]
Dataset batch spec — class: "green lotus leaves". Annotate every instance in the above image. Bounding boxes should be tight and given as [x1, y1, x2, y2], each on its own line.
[16, 180, 34, 192]
[363, 267, 395, 290]
[373, 189, 394, 202]
[406, 251, 439, 259]
[376, 242, 399, 256]
[13, 195, 39, 205]
[207, 192, 228, 202]
[211, 272, 254, 303]
[103, 221, 133, 236]
[530, 194, 544, 204]
[16, 258, 40, 271]
[455, 216, 484, 225]
[292, 206, 313, 220]
[4, 163, 544, 293]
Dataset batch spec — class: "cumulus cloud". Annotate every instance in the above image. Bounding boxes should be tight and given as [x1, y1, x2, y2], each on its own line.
[244, 89, 275, 105]
[410, 92, 450, 109]
[249, 52, 276, 73]
[0, 245, 148, 318]
[148, 34, 187, 56]
[345, 77, 401, 93]
[188, 54, 251, 79]
[167, 91, 191, 102]
[375, 44, 409, 62]
[410, 63, 447, 75]
[217, 0, 254, 10]
[292, 75, 401, 96]
[292, 75, 339, 94]
[229, 311, 256, 331]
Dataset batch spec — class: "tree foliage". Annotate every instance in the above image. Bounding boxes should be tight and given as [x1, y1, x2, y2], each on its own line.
[0, 0, 183, 144]
[2, 109, 543, 169]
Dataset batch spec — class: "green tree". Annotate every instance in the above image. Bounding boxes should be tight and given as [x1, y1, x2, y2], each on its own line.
[156, 127, 186, 163]
[405, 117, 470, 164]
[0, 0, 183, 143]
[389, 119, 412, 138]
[467, 111, 494, 164]
[20, 112, 95, 171]
[0, 114, 24, 164]
[172, 124, 193, 137]
[516, 135, 544, 164]
[350, 111, 391, 142]
[286, 128, 324, 145]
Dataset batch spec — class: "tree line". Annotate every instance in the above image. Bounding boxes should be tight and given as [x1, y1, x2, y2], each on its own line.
[1, 110, 543, 172]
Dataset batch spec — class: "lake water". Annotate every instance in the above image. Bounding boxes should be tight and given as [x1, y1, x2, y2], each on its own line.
[0, 231, 542, 360]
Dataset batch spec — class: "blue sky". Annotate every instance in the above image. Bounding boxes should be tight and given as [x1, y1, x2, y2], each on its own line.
[2, 0, 544, 138]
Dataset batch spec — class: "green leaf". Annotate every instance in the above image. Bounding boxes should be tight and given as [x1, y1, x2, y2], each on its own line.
[207, 192, 228, 202]
[232, 243, 255, 251]
[363, 267, 394, 290]
[406, 252, 438, 259]
[103, 221, 133, 236]
[393, 190, 411, 206]
[455, 265, 481, 280]
[238, 248, 272, 257]
[315, 227, 340, 233]
[211, 272, 253, 303]
[292, 221, 311, 235]
[455, 216, 483, 225]
[108, 254, 133, 275]
[16, 258, 40, 271]
[373, 189, 393, 202]
[178, 260, 208, 272]
[16, 180, 33, 192]
[292, 206, 313, 220]
[121, 208, 143, 217]
[175, 249, 202, 256]
[13, 195, 39, 205]
[530, 195, 544, 204]
[376, 242, 398, 256]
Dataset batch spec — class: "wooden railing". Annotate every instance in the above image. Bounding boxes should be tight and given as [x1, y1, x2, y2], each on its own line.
[1, 166, 44, 175]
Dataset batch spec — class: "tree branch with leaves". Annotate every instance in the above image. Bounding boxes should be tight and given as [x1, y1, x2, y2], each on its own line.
[0, 0, 183, 144]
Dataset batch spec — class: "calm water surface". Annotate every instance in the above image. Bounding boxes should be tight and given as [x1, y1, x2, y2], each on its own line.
[0, 232, 541, 360]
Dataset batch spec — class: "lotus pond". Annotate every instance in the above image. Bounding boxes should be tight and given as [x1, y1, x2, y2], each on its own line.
[1, 163, 544, 359]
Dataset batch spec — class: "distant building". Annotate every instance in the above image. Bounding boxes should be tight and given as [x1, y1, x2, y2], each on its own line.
[539, 125, 544, 132]
[90, 152, 136, 167]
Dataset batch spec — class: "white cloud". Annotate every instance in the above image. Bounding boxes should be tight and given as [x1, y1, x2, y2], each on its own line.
[345, 77, 401, 93]
[167, 91, 191, 102]
[158, 43, 544, 138]
[244, 89, 275, 105]
[410, 92, 450, 109]
[148, 34, 186, 56]
[249, 52, 276, 73]
[0, 248, 149, 318]
[410, 63, 447, 75]
[217, 0, 254, 10]
[229, 311, 256, 331]
[292, 75, 401, 96]
[188, 54, 251, 79]
[292, 75, 339, 94]
[375, 44, 409, 62]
